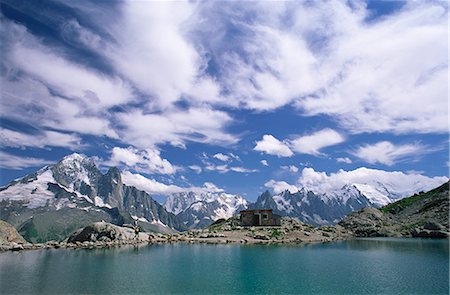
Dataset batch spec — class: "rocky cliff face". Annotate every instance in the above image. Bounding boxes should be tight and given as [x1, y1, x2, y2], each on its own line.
[0, 153, 183, 242]
[339, 181, 449, 238]
[0, 220, 26, 244]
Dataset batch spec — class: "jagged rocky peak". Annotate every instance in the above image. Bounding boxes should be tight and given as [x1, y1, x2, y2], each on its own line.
[105, 167, 122, 185]
[51, 153, 100, 189]
[164, 191, 249, 229]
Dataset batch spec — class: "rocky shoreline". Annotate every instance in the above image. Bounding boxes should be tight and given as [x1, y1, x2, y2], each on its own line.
[1, 217, 352, 252]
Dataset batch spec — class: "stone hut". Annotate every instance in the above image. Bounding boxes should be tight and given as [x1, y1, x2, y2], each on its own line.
[240, 209, 281, 226]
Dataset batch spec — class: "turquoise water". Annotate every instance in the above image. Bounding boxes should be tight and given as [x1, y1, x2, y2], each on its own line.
[0, 238, 448, 294]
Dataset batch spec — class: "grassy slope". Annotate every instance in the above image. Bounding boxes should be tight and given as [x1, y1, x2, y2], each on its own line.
[380, 181, 449, 214]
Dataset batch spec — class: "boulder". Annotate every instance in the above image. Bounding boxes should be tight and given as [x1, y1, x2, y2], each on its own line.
[423, 222, 445, 231]
[68, 221, 149, 243]
[412, 228, 449, 239]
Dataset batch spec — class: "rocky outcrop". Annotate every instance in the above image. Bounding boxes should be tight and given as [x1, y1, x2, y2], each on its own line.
[339, 182, 449, 238]
[338, 207, 396, 237]
[411, 222, 449, 239]
[68, 221, 151, 243]
[0, 220, 26, 244]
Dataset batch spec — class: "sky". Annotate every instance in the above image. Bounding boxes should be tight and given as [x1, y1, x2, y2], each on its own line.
[0, 0, 448, 202]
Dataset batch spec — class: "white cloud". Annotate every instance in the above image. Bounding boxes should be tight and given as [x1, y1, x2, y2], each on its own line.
[255, 130, 344, 158]
[1, 0, 447, 172]
[289, 129, 345, 156]
[265, 179, 298, 194]
[107, 146, 177, 175]
[0, 128, 81, 149]
[289, 165, 299, 173]
[109, 1, 213, 109]
[201, 182, 225, 193]
[213, 153, 230, 162]
[254, 134, 293, 157]
[0, 151, 51, 170]
[260, 160, 269, 166]
[281, 165, 299, 173]
[197, 2, 447, 133]
[0, 12, 237, 151]
[229, 167, 258, 173]
[116, 107, 237, 148]
[121, 170, 224, 195]
[353, 141, 427, 166]
[336, 157, 352, 164]
[205, 163, 257, 174]
[1, 76, 119, 139]
[296, 2, 448, 134]
[5, 21, 132, 110]
[297, 167, 447, 197]
[188, 165, 202, 174]
[229, 153, 241, 161]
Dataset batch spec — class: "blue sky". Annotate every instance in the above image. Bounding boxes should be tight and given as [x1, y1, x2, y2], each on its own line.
[0, 0, 448, 201]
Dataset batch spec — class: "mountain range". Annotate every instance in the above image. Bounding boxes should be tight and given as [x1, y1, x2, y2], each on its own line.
[164, 191, 248, 229]
[0, 153, 184, 242]
[0, 153, 447, 242]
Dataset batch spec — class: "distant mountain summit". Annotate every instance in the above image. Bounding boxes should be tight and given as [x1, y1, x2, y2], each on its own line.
[164, 192, 248, 229]
[250, 179, 446, 225]
[250, 186, 370, 225]
[0, 153, 184, 242]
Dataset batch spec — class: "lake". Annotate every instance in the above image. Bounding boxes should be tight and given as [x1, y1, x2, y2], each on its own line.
[0, 238, 448, 294]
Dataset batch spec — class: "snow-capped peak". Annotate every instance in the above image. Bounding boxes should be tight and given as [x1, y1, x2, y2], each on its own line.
[51, 153, 98, 190]
[61, 152, 86, 163]
[164, 191, 248, 228]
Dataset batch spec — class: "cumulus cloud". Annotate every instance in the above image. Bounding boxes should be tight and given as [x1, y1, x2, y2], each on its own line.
[0, 151, 51, 170]
[255, 129, 344, 158]
[289, 129, 345, 155]
[254, 135, 293, 157]
[281, 165, 299, 173]
[121, 170, 224, 195]
[353, 141, 427, 166]
[213, 153, 230, 162]
[336, 157, 352, 164]
[297, 167, 447, 197]
[107, 147, 177, 175]
[265, 179, 298, 194]
[260, 160, 269, 166]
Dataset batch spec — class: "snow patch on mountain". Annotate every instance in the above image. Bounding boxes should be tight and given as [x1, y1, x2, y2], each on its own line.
[352, 183, 392, 207]
[0, 169, 56, 209]
[273, 192, 294, 213]
[164, 191, 248, 228]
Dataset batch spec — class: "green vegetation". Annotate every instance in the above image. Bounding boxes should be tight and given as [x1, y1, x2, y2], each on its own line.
[270, 229, 283, 238]
[381, 181, 449, 214]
